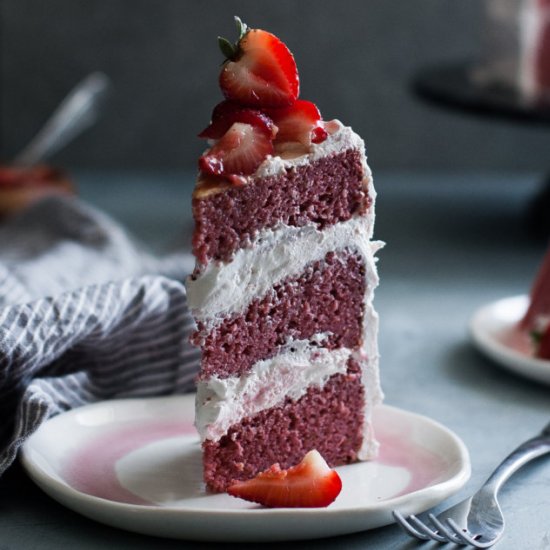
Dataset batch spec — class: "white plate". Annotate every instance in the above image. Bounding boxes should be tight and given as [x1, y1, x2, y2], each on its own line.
[21, 395, 470, 542]
[470, 295, 550, 386]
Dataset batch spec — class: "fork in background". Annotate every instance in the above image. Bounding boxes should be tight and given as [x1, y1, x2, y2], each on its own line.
[393, 420, 550, 547]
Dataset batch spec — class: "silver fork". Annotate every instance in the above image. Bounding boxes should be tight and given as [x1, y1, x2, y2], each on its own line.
[393, 421, 550, 547]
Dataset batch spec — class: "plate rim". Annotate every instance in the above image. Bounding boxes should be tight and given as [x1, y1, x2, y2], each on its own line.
[20, 395, 471, 539]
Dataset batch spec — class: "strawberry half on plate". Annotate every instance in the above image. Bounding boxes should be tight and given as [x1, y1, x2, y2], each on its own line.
[227, 450, 343, 508]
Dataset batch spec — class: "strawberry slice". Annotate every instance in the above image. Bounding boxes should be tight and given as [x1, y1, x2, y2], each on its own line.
[218, 17, 299, 108]
[199, 122, 274, 176]
[267, 100, 328, 146]
[537, 325, 550, 360]
[198, 100, 277, 140]
[227, 450, 342, 508]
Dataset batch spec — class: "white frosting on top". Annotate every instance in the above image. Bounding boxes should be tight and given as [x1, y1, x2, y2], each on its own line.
[187, 216, 379, 326]
[254, 121, 371, 179]
[195, 337, 352, 442]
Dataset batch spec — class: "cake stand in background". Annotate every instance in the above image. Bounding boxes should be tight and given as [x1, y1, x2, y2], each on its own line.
[411, 60, 550, 238]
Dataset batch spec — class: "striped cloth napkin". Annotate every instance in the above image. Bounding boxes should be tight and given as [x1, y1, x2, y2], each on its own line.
[0, 196, 200, 475]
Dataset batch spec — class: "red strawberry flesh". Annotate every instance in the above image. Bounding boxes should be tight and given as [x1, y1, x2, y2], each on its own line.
[198, 100, 277, 140]
[267, 100, 327, 146]
[312, 125, 329, 144]
[219, 28, 299, 108]
[199, 122, 274, 176]
[227, 449, 342, 508]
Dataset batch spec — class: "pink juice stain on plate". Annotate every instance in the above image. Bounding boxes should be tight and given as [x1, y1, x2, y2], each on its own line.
[62, 421, 195, 505]
[376, 430, 451, 497]
[498, 325, 534, 356]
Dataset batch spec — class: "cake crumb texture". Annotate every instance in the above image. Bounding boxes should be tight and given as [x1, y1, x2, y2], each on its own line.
[192, 149, 370, 266]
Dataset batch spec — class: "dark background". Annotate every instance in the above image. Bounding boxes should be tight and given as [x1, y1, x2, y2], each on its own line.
[1, 0, 549, 171]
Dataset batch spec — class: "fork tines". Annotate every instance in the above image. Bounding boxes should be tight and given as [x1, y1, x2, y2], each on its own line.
[392, 511, 491, 548]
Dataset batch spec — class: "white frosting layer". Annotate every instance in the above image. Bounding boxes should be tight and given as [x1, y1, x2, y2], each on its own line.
[195, 337, 352, 442]
[357, 312, 384, 459]
[187, 216, 379, 327]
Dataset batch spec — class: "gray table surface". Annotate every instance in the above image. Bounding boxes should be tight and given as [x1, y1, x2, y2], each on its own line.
[1, 170, 549, 550]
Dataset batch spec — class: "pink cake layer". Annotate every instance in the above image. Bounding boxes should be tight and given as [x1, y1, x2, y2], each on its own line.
[192, 149, 370, 267]
[195, 250, 365, 380]
[203, 360, 365, 492]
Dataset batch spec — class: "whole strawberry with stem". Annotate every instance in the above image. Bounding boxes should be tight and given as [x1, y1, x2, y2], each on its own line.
[218, 17, 300, 108]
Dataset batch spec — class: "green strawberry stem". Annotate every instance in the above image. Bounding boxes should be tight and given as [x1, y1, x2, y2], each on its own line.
[218, 16, 249, 61]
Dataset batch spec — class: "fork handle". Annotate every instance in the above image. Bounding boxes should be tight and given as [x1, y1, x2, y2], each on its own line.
[478, 427, 550, 497]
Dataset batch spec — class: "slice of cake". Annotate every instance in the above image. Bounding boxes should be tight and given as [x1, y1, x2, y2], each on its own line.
[477, 0, 550, 103]
[186, 18, 383, 493]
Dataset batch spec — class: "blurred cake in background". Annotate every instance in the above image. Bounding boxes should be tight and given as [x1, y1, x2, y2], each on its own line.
[520, 246, 550, 359]
[0, 165, 75, 219]
[476, 0, 550, 104]
[0, 72, 109, 220]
